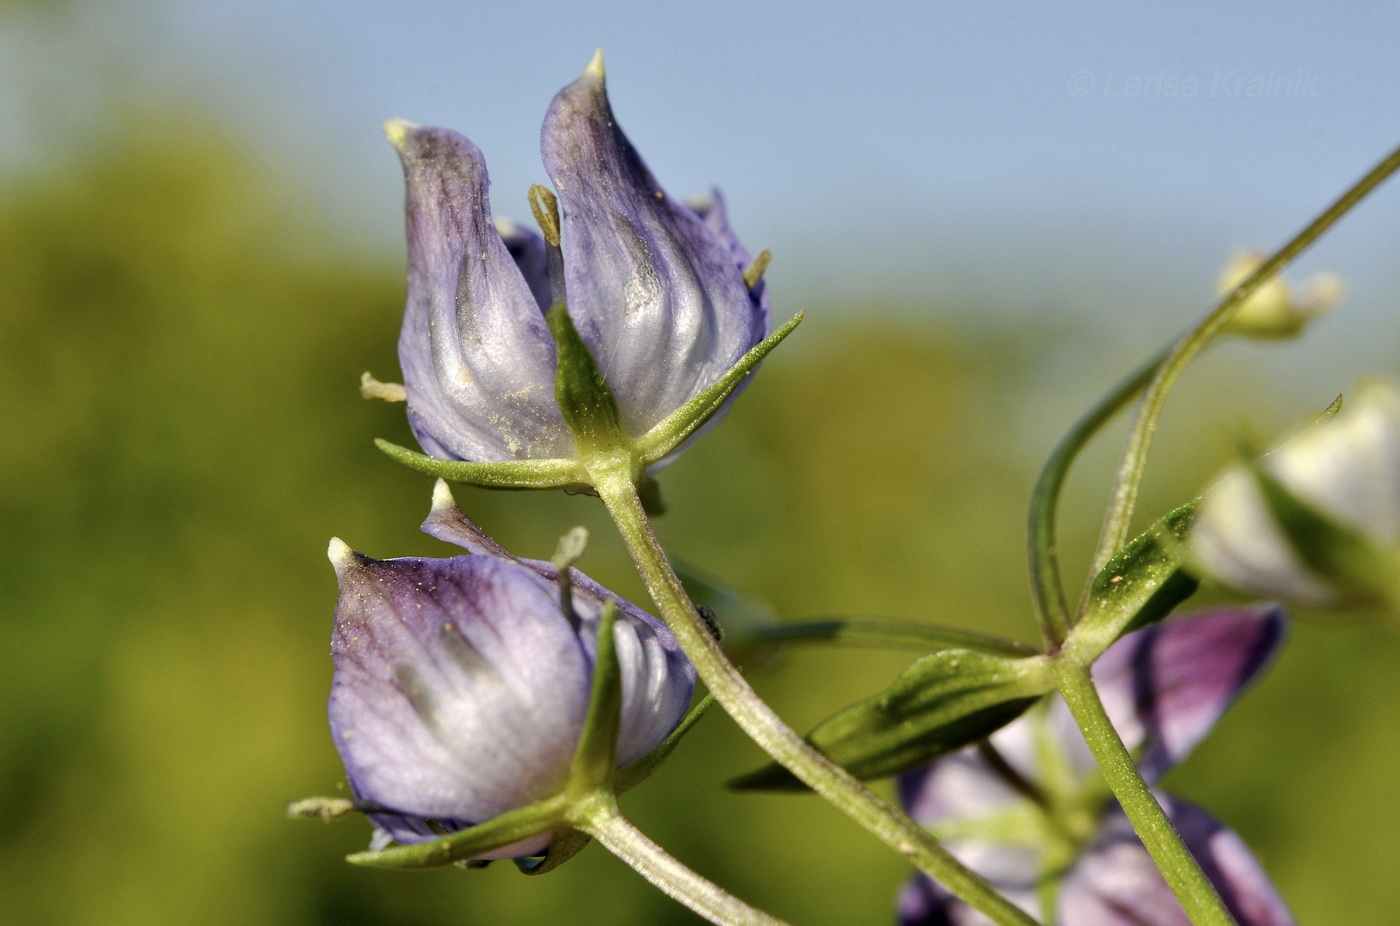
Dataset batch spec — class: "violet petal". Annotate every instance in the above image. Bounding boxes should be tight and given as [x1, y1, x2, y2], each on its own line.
[388, 121, 571, 463]
[327, 539, 693, 858]
[1058, 796, 1295, 926]
[1088, 606, 1286, 782]
[540, 58, 766, 438]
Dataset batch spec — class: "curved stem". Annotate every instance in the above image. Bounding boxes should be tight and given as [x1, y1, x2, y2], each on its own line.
[580, 797, 789, 926]
[592, 463, 1039, 926]
[1053, 660, 1235, 926]
[1089, 142, 1400, 578]
[1027, 350, 1165, 647]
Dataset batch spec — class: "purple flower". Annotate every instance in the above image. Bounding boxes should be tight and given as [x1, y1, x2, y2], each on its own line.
[327, 484, 695, 860]
[385, 52, 769, 466]
[897, 607, 1294, 926]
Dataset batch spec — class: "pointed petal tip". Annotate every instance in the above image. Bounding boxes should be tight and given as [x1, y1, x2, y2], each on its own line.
[430, 478, 457, 515]
[585, 48, 606, 81]
[328, 538, 359, 574]
[382, 118, 419, 150]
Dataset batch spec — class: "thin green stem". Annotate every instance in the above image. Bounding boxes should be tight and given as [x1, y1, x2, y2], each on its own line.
[1053, 661, 1235, 926]
[591, 462, 1040, 926]
[1027, 350, 1165, 647]
[1089, 142, 1400, 578]
[579, 796, 789, 926]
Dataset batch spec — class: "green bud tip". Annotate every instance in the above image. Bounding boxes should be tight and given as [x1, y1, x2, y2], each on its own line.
[552, 527, 589, 572]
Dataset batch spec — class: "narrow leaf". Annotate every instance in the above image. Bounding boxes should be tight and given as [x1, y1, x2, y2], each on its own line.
[730, 651, 1052, 790]
[753, 619, 1041, 658]
[346, 794, 567, 870]
[547, 302, 627, 452]
[1070, 501, 1200, 662]
[634, 312, 804, 465]
[374, 439, 585, 488]
[569, 601, 623, 790]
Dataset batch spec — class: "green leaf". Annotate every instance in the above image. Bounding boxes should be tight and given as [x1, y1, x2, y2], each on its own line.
[633, 313, 805, 466]
[1067, 501, 1200, 663]
[615, 694, 715, 793]
[569, 601, 623, 791]
[547, 303, 627, 453]
[346, 794, 567, 870]
[729, 651, 1052, 790]
[373, 439, 585, 489]
[752, 619, 1041, 658]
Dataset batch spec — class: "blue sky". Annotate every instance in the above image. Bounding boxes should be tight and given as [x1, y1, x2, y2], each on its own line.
[7, 0, 1400, 357]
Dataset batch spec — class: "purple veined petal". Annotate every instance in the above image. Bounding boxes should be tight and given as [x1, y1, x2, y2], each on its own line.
[386, 120, 572, 463]
[328, 545, 591, 857]
[900, 705, 1041, 826]
[898, 863, 1042, 926]
[691, 188, 771, 336]
[1058, 795, 1295, 926]
[420, 479, 519, 559]
[1086, 606, 1286, 782]
[496, 218, 553, 312]
[541, 54, 768, 438]
[897, 717, 1047, 925]
[326, 538, 694, 860]
[419, 481, 697, 754]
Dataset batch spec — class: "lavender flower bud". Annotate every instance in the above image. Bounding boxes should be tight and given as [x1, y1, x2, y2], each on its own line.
[385, 52, 769, 469]
[326, 523, 694, 860]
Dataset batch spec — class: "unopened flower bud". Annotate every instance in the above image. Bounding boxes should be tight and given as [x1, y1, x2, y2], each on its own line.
[1218, 251, 1343, 341]
[1192, 381, 1400, 608]
[326, 495, 694, 859]
[385, 52, 769, 468]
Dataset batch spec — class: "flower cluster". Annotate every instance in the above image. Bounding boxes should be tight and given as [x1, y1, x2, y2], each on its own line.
[898, 608, 1294, 926]
[298, 47, 1383, 926]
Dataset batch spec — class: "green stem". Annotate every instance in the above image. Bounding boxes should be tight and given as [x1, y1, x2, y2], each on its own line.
[1089, 142, 1400, 578]
[591, 462, 1040, 926]
[1053, 660, 1235, 926]
[578, 795, 789, 926]
[1027, 350, 1165, 647]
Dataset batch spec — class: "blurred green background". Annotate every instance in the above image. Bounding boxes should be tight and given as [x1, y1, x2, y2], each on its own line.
[6, 4, 1400, 925]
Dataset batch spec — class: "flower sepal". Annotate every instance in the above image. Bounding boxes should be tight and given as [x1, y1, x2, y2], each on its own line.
[547, 303, 630, 460]
[630, 312, 805, 468]
[345, 791, 572, 871]
[730, 649, 1053, 790]
[1241, 451, 1400, 608]
[547, 303, 805, 479]
[373, 439, 587, 489]
[1064, 500, 1200, 665]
